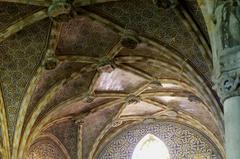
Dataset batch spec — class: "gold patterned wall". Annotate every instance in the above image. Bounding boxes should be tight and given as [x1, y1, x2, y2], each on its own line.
[98, 121, 222, 159]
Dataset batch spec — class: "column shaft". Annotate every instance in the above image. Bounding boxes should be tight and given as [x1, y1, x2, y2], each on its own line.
[224, 96, 240, 159]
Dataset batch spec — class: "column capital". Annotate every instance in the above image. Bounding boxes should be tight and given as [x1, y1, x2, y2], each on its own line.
[213, 72, 240, 102]
[211, 0, 240, 102]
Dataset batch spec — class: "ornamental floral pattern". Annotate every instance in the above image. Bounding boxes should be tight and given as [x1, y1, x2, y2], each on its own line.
[27, 138, 66, 159]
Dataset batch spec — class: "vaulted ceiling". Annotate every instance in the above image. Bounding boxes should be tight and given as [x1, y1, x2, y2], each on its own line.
[0, 0, 224, 159]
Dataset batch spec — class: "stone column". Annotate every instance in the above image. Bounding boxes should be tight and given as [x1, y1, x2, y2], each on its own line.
[224, 96, 240, 159]
[211, 1, 240, 158]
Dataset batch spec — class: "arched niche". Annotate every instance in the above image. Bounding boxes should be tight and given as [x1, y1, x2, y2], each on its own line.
[132, 133, 170, 159]
[97, 121, 222, 159]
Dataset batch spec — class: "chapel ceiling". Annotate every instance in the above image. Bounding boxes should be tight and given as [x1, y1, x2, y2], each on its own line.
[0, 0, 224, 159]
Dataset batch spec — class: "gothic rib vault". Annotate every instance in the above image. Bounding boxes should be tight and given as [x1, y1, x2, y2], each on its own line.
[0, 0, 225, 159]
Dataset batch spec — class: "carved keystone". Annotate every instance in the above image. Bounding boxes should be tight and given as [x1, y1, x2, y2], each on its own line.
[82, 92, 95, 103]
[121, 30, 140, 49]
[151, 79, 162, 87]
[125, 95, 140, 104]
[188, 95, 202, 103]
[164, 110, 178, 117]
[48, 0, 74, 22]
[43, 50, 59, 70]
[143, 118, 156, 123]
[97, 58, 115, 73]
[112, 119, 123, 127]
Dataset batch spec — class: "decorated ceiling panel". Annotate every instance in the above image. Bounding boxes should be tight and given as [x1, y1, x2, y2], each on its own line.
[153, 96, 223, 144]
[26, 62, 89, 121]
[0, 3, 40, 29]
[57, 16, 120, 57]
[35, 69, 96, 123]
[88, 0, 186, 48]
[44, 120, 78, 159]
[181, 0, 210, 42]
[0, 19, 51, 142]
[125, 62, 185, 82]
[121, 101, 162, 116]
[83, 104, 122, 159]
[52, 97, 116, 119]
[95, 68, 147, 92]
[85, 0, 211, 83]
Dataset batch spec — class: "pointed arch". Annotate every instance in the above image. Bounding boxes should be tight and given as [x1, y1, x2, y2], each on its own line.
[132, 134, 170, 159]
